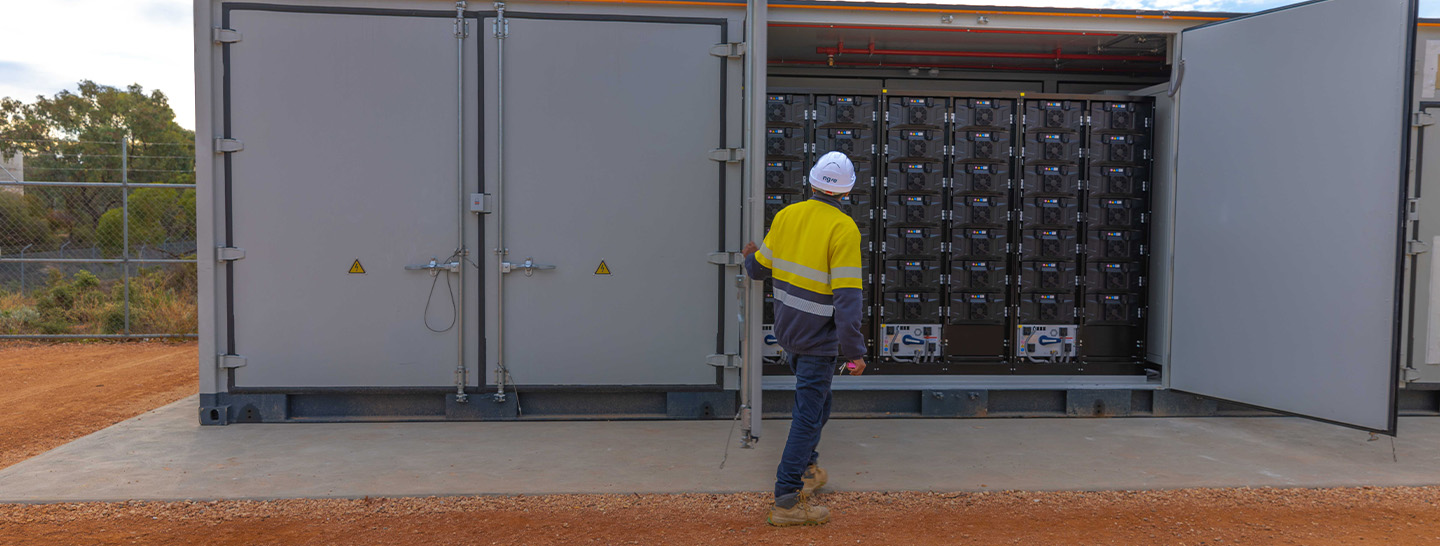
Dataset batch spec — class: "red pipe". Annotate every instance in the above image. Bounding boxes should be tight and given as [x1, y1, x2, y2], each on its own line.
[816, 44, 1164, 62]
[769, 58, 1166, 74]
[770, 23, 1120, 37]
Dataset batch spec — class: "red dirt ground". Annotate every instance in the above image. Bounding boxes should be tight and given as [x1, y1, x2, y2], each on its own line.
[3, 342, 1438, 545]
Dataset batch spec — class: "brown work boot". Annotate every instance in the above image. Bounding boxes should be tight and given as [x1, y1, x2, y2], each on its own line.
[801, 464, 828, 497]
[767, 492, 831, 527]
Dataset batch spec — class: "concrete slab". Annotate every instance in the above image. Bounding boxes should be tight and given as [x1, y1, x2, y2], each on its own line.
[2, 395, 1439, 503]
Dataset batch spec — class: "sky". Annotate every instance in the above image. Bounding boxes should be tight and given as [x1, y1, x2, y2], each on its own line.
[3, 0, 1439, 131]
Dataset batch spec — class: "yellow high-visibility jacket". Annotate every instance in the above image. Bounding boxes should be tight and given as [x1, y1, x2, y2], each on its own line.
[745, 193, 866, 361]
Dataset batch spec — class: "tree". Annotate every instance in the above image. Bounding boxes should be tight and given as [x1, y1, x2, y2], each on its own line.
[0, 81, 195, 248]
[95, 187, 196, 257]
[0, 192, 55, 251]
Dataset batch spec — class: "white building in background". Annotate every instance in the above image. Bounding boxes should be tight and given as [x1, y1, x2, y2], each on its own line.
[0, 152, 22, 195]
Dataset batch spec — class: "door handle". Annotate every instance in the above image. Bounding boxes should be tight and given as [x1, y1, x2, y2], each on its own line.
[501, 257, 556, 276]
[405, 257, 461, 275]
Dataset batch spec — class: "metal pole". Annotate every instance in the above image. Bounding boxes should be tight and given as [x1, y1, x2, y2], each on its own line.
[492, 1, 510, 403]
[122, 138, 131, 335]
[454, 0, 470, 403]
[740, 0, 767, 447]
[19, 244, 31, 294]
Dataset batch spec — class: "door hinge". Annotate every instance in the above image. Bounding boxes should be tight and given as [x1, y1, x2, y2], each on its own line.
[708, 251, 744, 266]
[1404, 366, 1423, 383]
[217, 354, 247, 369]
[216, 246, 246, 262]
[1414, 111, 1436, 127]
[709, 42, 746, 58]
[709, 148, 746, 162]
[1408, 239, 1430, 256]
[212, 28, 242, 44]
[706, 353, 741, 368]
[214, 138, 244, 153]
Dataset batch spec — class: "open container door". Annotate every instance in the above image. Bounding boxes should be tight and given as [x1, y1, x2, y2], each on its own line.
[1169, 0, 1417, 433]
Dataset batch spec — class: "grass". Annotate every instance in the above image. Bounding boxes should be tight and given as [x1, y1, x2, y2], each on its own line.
[0, 264, 197, 336]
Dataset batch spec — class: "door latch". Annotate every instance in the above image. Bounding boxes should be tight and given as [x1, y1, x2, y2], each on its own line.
[501, 257, 556, 276]
[406, 257, 461, 275]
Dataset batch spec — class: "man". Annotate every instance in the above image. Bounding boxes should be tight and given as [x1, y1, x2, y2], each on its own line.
[742, 150, 868, 527]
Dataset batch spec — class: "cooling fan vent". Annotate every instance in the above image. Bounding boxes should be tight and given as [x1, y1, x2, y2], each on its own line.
[1045, 109, 1066, 128]
[1106, 271, 1126, 290]
[1106, 240, 1127, 258]
[905, 172, 928, 191]
[1040, 238, 1062, 257]
[906, 141, 928, 158]
[766, 137, 786, 157]
[766, 103, 786, 122]
[970, 270, 991, 288]
[1108, 175, 1132, 193]
[1039, 271, 1061, 290]
[974, 108, 994, 127]
[1106, 207, 1129, 226]
[973, 141, 995, 159]
[1110, 143, 1133, 162]
[1038, 303, 1059, 321]
[1111, 111, 1132, 129]
[971, 173, 994, 192]
[1041, 175, 1064, 193]
[765, 169, 786, 189]
[835, 104, 856, 123]
[836, 139, 854, 155]
[1044, 143, 1066, 160]
[908, 107, 929, 125]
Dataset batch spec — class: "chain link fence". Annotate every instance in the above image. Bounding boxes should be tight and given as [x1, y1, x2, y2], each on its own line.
[0, 138, 198, 339]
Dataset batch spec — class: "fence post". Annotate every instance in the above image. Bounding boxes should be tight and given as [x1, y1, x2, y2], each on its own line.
[19, 244, 32, 294]
[122, 138, 130, 336]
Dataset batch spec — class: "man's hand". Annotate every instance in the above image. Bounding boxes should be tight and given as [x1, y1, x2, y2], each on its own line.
[742, 241, 759, 257]
[846, 359, 866, 376]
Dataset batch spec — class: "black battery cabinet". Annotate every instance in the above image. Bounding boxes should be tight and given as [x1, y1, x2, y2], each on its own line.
[760, 91, 1153, 376]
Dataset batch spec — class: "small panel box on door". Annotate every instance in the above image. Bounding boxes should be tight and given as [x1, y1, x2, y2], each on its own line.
[954, 130, 1008, 162]
[1028, 132, 1082, 162]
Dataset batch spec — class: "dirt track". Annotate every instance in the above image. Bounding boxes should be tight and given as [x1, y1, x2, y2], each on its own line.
[3, 342, 1440, 545]
[0, 341, 198, 470]
[3, 488, 1440, 545]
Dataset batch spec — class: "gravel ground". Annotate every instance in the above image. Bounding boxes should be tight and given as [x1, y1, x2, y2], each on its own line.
[3, 343, 1438, 544]
[3, 487, 1440, 545]
[0, 341, 197, 470]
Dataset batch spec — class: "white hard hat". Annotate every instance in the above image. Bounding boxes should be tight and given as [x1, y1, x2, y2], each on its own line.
[808, 151, 857, 194]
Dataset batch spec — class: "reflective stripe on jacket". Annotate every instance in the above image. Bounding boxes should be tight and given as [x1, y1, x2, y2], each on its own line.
[744, 194, 866, 361]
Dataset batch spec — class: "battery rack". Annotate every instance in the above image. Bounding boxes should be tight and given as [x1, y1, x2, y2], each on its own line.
[759, 91, 1152, 376]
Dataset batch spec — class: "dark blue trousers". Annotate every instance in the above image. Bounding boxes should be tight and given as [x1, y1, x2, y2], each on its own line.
[775, 352, 835, 498]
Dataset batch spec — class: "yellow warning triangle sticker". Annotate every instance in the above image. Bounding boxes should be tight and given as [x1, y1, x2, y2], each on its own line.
[348, 259, 366, 274]
[594, 260, 611, 275]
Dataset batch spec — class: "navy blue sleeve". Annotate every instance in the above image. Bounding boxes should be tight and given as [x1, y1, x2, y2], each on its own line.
[832, 287, 866, 362]
[744, 252, 772, 281]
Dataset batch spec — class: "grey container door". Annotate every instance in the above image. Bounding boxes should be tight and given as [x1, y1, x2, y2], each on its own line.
[1169, 0, 1417, 433]
[225, 9, 479, 388]
[482, 16, 732, 386]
